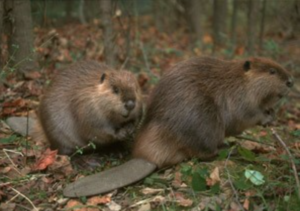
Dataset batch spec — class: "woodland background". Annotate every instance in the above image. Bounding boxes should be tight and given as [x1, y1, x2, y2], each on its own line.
[1, 0, 300, 211]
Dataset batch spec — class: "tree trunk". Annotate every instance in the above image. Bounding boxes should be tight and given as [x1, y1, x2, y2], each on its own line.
[65, 0, 73, 22]
[187, 0, 202, 45]
[258, 0, 267, 51]
[6, 0, 36, 74]
[247, 0, 259, 55]
[289, 0, 300, 38]
[166, 0, 179, 33]
[0, 0, 4, 68]
[100, 0, 115, 66]
[230, 0, 238, 48]
[79, 0, 86, 24]
[213, 0, 228, 49]
[153, 0, 163, 32]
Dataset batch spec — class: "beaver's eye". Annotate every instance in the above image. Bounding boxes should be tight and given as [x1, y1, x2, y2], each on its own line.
[269, 68, 277, 74]
[112, 86, 119, 94]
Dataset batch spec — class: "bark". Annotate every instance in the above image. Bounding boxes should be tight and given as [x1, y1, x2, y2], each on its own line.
[166, 0, 179, 33]
[247, 0, 259, 55]
[6, 0, 36, 74]
[153, 0, 163, 32]
[187, 0, 202, 44]
[85, 0, 100, 22]
[213, 0, 228, 49]
[65, 0, 73, 22]
[100, 0, 115, 66]
[290, 0, 300, 37]
[0, 0, 4, 68]
[258, 0, 267, 50]
[230, 0, 238, 47]
[79, 0, 86, 24]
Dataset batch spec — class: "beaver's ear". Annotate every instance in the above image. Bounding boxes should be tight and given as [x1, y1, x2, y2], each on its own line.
[243, 61, 251, 71]
[100, 73, 106, 83]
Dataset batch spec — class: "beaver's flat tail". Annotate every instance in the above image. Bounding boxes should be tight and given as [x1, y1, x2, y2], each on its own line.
[63, 158, 157, 197]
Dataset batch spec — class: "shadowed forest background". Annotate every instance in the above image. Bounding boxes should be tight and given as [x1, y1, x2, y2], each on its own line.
[1, 0, 300, 211]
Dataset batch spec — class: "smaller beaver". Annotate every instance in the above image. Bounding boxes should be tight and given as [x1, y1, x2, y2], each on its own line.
[33, 61, 143, 155]
[63, 56, 293, 197]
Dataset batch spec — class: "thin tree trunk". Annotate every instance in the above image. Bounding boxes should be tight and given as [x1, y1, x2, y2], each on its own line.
[166, 0, 178, 33]
[65, 0, 73, 22]
[7, 0, 36, 74]
[79, 0, 86, 24]
[213, 0, 228, 50]
[230, 0, 238, 48]
[153, 0, 163, 32]
[189, 0, 202, 45]
[247, 0, 259, 55]
[258, 0, 267, 51]
[0, 0, 4, 68]
[41, 0, 47, 27]
[100, 0, 115, 66]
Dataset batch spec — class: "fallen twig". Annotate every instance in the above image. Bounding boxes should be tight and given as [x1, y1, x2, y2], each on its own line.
[225, 148, 245, 211]
[270, 127, 300, 200]
[235, 135, 274, 147]
[3, 149, 22, 175]
[10, 187, 39, 211]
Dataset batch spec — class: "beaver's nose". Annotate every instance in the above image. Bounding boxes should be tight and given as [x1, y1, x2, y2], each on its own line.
[125, 100, 135, 111]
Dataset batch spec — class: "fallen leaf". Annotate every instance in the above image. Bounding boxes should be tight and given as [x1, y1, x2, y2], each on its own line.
[206, 167, 220, 186]
[48, 155, 73, 174]
[137, 203, 151, 211]
[107, 201, 122, 211]
[32, 148, 57, 171]
[244, 170, 265, 186]
[259, 130, 268, 137]
[23, 71, 41, 80]
[151, 195, 166, 203]
[87, 195, 111, 205]
[172, 171, 187, 188]
[171, 192, 193, 207]
[2, 166, 12, 174]
[202, 34, 213, 44]
[240, 140, 275, 153]
[141, 187, 164, 195]
[65, 199, 83, 211]
[243, 198, 250, 210]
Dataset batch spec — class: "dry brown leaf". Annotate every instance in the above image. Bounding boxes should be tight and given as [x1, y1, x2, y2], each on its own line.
[87, 195, 111, 205]
[23, 71, 41, 80]
[206, 167, 220, 186]
[243, 198, 250, 210]
[172, 171, 184, 188]
[140, 187, 164, 195]
[65, 199, 83, 210]
[202, 34, 213, 44]
[48, 155, 73, 174]
[151, 195, 166, 203]
[243, 191, 254, 210]
[137, 203, 151, 211]
[172, 192, 193, 207]
[107, 201, 122, 211]
[240, 140, 275, 153]
[2, 166, 11, 174]
[32, 148, 57, 171]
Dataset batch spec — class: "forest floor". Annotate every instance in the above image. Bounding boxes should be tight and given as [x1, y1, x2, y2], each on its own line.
[1, 22, 300, 211]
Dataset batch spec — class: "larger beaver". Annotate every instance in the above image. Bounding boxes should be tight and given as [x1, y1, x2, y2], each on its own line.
[33, 61, 143, 155]
[64, 56, 293, 197]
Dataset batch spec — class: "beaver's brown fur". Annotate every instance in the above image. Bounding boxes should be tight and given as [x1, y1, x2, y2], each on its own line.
[133, 56, 293, 167]
[34, 61, 143, 155]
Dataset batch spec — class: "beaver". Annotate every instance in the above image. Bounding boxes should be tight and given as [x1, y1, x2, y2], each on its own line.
[33, 61, 143, 155]
[63, 56, 293, 197]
